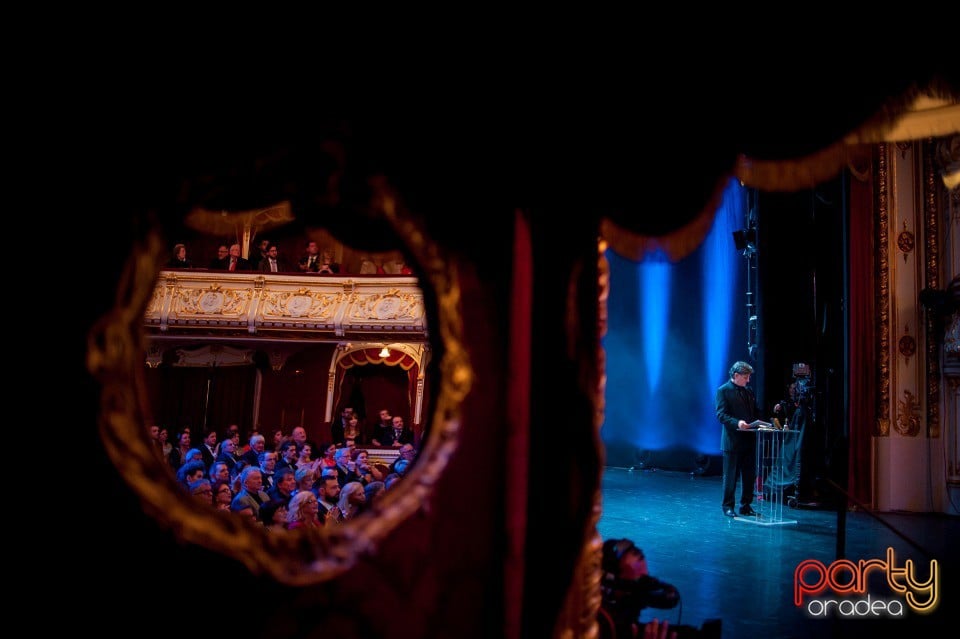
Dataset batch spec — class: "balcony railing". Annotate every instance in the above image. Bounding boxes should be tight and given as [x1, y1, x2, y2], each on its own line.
[145, 270, 427, 340]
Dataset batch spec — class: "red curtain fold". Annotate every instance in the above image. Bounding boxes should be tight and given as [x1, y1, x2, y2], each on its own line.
[339, 347, 418, 371]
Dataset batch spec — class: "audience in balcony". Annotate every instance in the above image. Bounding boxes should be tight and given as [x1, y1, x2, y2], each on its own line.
[298, 241, 323, 273]
[250, 238, 271, 271]
[224, 244, 251, 272]
[382, 416, 415, 448]
[370, 408, 393, 446]
[208, 245, 230, 269]
[166, 243, 195, 269]
[257, 243, 292, 273]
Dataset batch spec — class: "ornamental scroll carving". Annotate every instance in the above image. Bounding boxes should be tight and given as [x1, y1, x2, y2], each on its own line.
[176, 285, 252, 317]
[260, 288, 341, 320]
[895, 389, 922, 437]
[349, 289, 422, 322]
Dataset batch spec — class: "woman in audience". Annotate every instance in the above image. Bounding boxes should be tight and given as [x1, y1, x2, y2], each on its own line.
[296, 443, 320, 476]
[169, 430, 192, 469]
[286, 490, 322, 530]
[258, 499, 289, 532]
[318, 442, 338, 471]
[337, 481, 367, 521]
[212, 480, 233, 511]
[158, 428, 173, 464]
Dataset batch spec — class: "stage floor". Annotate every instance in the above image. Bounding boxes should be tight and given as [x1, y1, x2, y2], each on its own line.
[598, 467, 958, 639]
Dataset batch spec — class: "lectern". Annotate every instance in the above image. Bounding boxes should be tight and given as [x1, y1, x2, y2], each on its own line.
[744, 428, 799, 526]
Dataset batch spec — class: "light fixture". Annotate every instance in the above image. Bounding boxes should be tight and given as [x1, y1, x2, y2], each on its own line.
[379, 347, 391, 358]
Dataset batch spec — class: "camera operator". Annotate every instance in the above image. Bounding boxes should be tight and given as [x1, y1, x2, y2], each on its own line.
[599, 538, 680, 638]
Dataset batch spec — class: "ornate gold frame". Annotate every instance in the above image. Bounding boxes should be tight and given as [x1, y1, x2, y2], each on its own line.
[86, 181, 472, 585]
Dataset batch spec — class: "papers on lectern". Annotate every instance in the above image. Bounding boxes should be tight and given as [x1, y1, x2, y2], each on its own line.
[747, 420, 773, 430]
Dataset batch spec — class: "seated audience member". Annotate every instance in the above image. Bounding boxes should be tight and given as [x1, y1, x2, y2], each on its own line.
[298, 240, 322, 273]
[257, 242, 291, 273]
[390, 444, 417, 476]
[382, 416, 415, 448]
[224, 244, 251, 272]
[268, 467, 297, 505]
[208, 245, 230, 270]
[177, 460, 205, 489]
[258, 450, 278, 490]
[317, 249, 340, 274]
[250, 238, 270, 271]
[337, 481, 367, 521]
[258, 498, 289, 532]
[599, 538, 681, 639]
[383, 473, 402, 490]
[330, 407, 353, 447]
[315, 475, 342, 522]
[208, 461, 231, 487]
[286, 490, 322, 530]
[212, 480, 233, 511]
[370, 408, 393, 446]
[343, 415, 362, 447]
[241, 434, 266, 468]
[166, 243, 194, 269]
[216, 438, 241, 477]
[187, 479, 213, 505]
[230, 466, 270, 520]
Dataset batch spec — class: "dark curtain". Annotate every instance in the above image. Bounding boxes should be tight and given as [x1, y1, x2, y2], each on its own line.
[150, 366, 209, 435]
[205, 366, 258, 436]
[335, 364, 412, 441]
[847, 155, 877, 507]
[149, 365, 257, 437]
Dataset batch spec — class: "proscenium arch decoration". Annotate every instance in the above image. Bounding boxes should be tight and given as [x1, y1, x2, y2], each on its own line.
[324, 343, 430, 429]
[87, 179, 471, 586]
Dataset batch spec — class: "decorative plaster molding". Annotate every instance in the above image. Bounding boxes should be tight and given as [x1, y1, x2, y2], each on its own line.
[877, 144, 891, 436]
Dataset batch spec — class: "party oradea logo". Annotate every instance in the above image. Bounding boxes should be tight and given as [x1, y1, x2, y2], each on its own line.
[794, 548, 939, 619]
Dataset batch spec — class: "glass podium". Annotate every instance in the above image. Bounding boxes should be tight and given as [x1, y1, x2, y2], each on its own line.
[742, 428, 799, 526]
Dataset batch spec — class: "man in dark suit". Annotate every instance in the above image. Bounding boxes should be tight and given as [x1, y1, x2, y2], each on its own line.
[382, 415, 415, 448]
[715, 360, 760, 517]
[224, 244, 251, 272]
[257, 243, 292, 273]
[208, 245, 230, 269]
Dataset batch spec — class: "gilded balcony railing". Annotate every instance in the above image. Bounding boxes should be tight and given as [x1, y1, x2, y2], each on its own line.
[145, 270, 427, 340]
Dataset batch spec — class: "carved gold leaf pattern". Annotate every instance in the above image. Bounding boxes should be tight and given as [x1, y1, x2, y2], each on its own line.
[260, 289, 340, 319]
[349, 291, 422, 322]
[895, 389, 922, 437]
[922, 140, 941, 438]
[174, 285, 252, 317]
[876, 144, 891, 436]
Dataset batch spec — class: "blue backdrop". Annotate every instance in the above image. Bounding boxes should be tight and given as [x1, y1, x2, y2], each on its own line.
[602, 179, 749, 468]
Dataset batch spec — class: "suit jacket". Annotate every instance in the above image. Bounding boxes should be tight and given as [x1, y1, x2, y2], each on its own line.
[715, 380, 759, 453]
[381, 427, 415, 447]
[258, 257, 293, 273]
[223, 257, 251, 271]
[231, 489, 270, 518]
